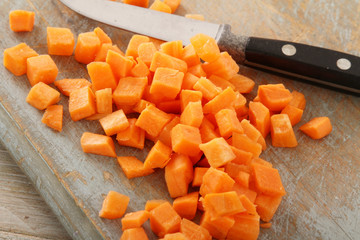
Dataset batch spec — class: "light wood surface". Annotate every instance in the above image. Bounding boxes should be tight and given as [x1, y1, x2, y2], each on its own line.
[1, 0, 359, 240]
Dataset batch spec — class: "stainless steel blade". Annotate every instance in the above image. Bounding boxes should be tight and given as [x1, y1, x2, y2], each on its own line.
[59, 0, 221, 46]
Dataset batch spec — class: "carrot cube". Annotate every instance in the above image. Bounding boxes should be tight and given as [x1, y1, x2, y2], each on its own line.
[133, 99, 154, 113]
[182, 72, 200, 90]
[190, 33, 220, 63]
[199, 121, 220, 144]
[99, 191, 129, 219]
[54, 78, 92, 96]
[94, 43, 123, 62]
[26, 82, 60, 110]
[123, 0, 149, 8]
[121, 227, 149, 240]
[299, 116, 332, 139]
[9, 10, 35, 32]
[240, 119, 266, 149]
[193, 77, 221, 101]
[136, 105, 172, 137]
[117, 156, 154, 179]
[228, 74, 255, 94]
[152, 116, 178, 147]
[99, 109, 129, 136]
[93, 27, 112, 44]
[180, 218, 211, 240]
[144, 140, 172, 169]
[288, 90, 306, 110]
[113, 76, 148, 105]
[180, 101, 203, 128]
[116, 118, 145, 149]
[145, 200, 168, 212]
[187, 63, 207, 78]
[202, 87, 237, 114]
[164, 0, 181, 13]
[215, 108, 243, 139]
[150, 51, 187, 73]
[252, 162, 286, 196]
[69, 86, 96, 121]
[95, 88, 112, 114]
[249, 101, 271, 138]
[200, 211, 235, 240]
[254, 194, 282, 222]
[160, 40, 183, 59]
[230, 146, 253, 166]
[199, 167, 235, 196]
[258, 84, 293, 111]
[281, 104, 303, 126]
[41, 105, 63, 132]
[226, 213, 260, 240]
[138, 42, 157, 67]
[192, 167, 208, 187]
[121, 210, 150, 230]
[181, 44, 200, 67]
[46, 27, 74, 56]
[126, 35, 150, 59]
[171, 124, 202, 157]
[80, 132, 116, 157]
[87, 62, 117, 92]
[173, 192, 199, 220]
[270, 114, 298, 147]
[150, 202, 181, 237]
[180, 90, 202, 112]
[203, 191, 245, 219]
[26, 55, 58, 86]
[165, 154, 194, 198]
[3, 43, 38, 76]
[199, 138, 235, 168]
[150, 67, 184, 100]
[149, 0, 172, 13]
[202, 51, 239, 80]
[106, 50, 134, 79]
[208, 75, 235, 91]
[74, 32, 101, 64]
[232, 132, 262, 158]
[130, 58, 150, 77]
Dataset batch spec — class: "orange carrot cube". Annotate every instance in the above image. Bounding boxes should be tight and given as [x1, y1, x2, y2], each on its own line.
[3, 43, 38, 76]
[41, 105, 63, 132]
[69, 86, 96, 121]
[160, 40, 183, 59]
[200, 211, 235, 239]
[202, 51, 239, 80]
[232, 132, 262, 158]
[93, 27, 112, 44]
[99, 191, 129, 219]
[173, 192, 199, 220]
[47, 27, 74, 56]
[208, 75, 236, 91]
[54, 78, 92, 96]
[123, 0, 149, 8]
[154, 116, 179, 147]
[87, 62, 117, 92]
[26, 82, 60, 110]
[249, 101, 271, 138]
[228, 74, 255, 94]
[144, 140, 173, 169]
[280, 104, 303, 126]
[136, 105, 172, 137]
[190, 33, 220, 63]
[106, 50, 134, 79]
[113, 76, 148, 105]
[193, 77, 221, 101]
[187, 63, 207, 78]
[138, 42, 157, 67]
[299, 116, 332, 139]
[145, 199, 168, 212]
[192, 167, 209, 187]
[288, 90, 306, 110]
[80, 132, 116, 157]
[180, 218, 211, 240]
[150, 67, 184, 100]
[199, 167, 235, 196]
[215, 108, 243, 139]
[226, 213, 260, 240]
[99, 109, 129, 136]
[9, 10, 35, 32]
[26, 55, 58, 86]
[202, 87, 237, 114]
[117, 156, 154, 179]
[164, 0, 181, 13]
[258, 84, 293, 112]
[180, 90, 202, 112]
[150, 51, 187, 73]
[181, 72, 200, 90]
[270, 114, 298, 147]
[121, 227, 149, 240]
[181, 44, 200, 67]
[95, 88, 112, 114]
[133, 99, 154, 113]
[180, 101, 203, 128]
[252, 162, 286, 196]
[240, 119, 266, 150]
[149, 0, 172, 13]
[171, 124, 202, 157]
[116, 118, 145, 149]
[203, 191, 245, 218]
[94, 43, 123, 62]
[74, 32, 101, 64]
[254, 194, 282, 222]
[199, 137, 236, 168]
[130, 58, 150, 77]
[126, 34, 150, 58]
[121, 210, 150, 230]
[150, 202, 181, 237]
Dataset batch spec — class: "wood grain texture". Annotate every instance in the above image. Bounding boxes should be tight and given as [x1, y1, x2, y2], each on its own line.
[1, 0, 359, 239]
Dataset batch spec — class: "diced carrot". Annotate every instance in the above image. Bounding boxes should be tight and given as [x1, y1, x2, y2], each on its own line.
[187, 64, 207, 78]
[181, 72, 200, 90]
[215, 108, 243, 139]
[99, 109, 129, 136]
[126, 35, 150, 58]
[26, 55, 58, 86]
[3, 43, 38, 76]
[161, 232, 187, 240]
[224, 162, 250, 186]
[87, 61, 117, 92]
[160, 40, 183, 59]
[232, 132, 262, 158]
[94, 43, 123, 62]
[144, 140, 172, 169]
[251, 162, 286, 196]
[226, 213, 260, 240]
[173, 192, 199, 220]
[260, 222, 272, 229]
[299, 116, 332, 139]
[288, 90, 306, 110]
[121, 210, 150, 230]
[74, 31, 101, 64]
[228, 74, 255, 94]
[208, 75, 235, 91]
[252, 157, 272, 168]
[181, 44, 200, 67]
[117, 156, 154, 179]
[47, 27, 75, 56]
[249, 101, 271, 138]
[255, 194, 282, 222]
[232, 183, 257, 203]
[26, 82, 60, 110]
[238, 194, 257, 215]
[136, 105, 172, 137]
[270, 114, 298, 147]
[149, 0, 172, 13]
[150, 51, 187, 73]
[185, 14, 205, 21]
[130, 58, 150, 77]
[54, 78, 92, 97]
[240, 119, 266, 150]
[171, 124, 202, 157]
[230, 146, 253, 166]
[93, 27, 112, 44]
[94, 88, 112, 114]
[80, 132, 116, 157]
[193, 77, 221, 101]
[257, 84, 292, 112]
[133, 99, 154, 113]
[150, 202, 181, 237]
[116, 118, 145, 149]
[150, 67, 184, 100]
[156, 116, 180, 146]
[200, 211, 235, 240]
[69, 86, 96, 121]
[190, 33, 220, 63]
[145, 199, 168, 212]
[199, 167, 235, 196]
[41, 105, 63, 132]
[123, 0, 149, 8]
[106, 50, 134, 79]
[164, 0, 181, 13]
[99, 191, 129, 219]
[199, 138, 235, 168]
[281, 104, 303, 126]
[157, 100, 181, 114]
[180, 101, 203, 128]
[120, 227, 149, 240]
[192, 167, 208, 187]
[202, 52, 239, 80]
[202, 87, 237, 114]
[180, 218, 211, 240]
[113, 76, 148, 105]
[199, 119, 220, 143]
[138, 42, 157, 67]
[9, 10, 35, 32]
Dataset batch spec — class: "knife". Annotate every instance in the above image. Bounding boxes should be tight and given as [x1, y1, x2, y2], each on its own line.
[59, 0, 360, 94]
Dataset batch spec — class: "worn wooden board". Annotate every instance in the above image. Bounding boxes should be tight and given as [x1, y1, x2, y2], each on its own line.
[1, 0, 360, 239]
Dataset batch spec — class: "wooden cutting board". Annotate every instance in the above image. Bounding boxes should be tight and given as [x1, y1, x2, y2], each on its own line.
[1, 0, 359, 239]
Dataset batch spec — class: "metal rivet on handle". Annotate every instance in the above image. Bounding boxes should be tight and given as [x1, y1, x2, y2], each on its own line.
[337, 58, 351, 70]
[282, 44, 296, 56]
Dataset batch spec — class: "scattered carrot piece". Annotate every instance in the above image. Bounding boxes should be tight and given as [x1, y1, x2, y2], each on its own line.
[9, 10, 35, 32]
[93, 27, 112, 44]
[299, 116, 332, 139]
[288, 90, 306, 110]
[173, 192, 199, 220]
[94, 43, 123, 62]
[258, 84, 293, 112]
[47, 27, 75, 56]
[171, 124, 202, 157]
[190, 33, 220, 63]
[260, 222, 272, 228]
[150, 202, 181, 237]
[144, 140, 172, 169]
[255, 194, 282, 222]
[106, 50, 135, 79]
[99, 109, 129, 136]
[228, 74, 255, 94]
[3, 43, 38, 76]
[116, 118, 145, 149]
[150, 0, 172, 13]
[180, 218, 211, 240]
[74, 31, 101, 64]
[252, 163, 286, 196]
[249, 101, 271, 138]
[150, 67, 184, 100]
[26, 55, 58, 86]
[226, 213, 260, 240]
[270, 114, 298, 147]
[145, 199, 168, 212]
[113, 76, 148, 105]
[136, 105, 172, 137]
[150, 51, 188, 73]
[54, 78, 92, 97]
[26, 82, 60, 110]
[41, 105, 63, 132]
[199, 167, 235, 196]
[99, 191, 129, 219]
[80, 132, 116, 158]
[69, 86, 96, 121]
[281, 104, 303, 126]
[202, 51, 239, 80]
[185, 14, 205, 21]
[117, 156, 154, 179]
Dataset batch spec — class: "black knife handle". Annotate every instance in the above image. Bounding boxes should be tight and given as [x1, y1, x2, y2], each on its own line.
[244, 37, 360, 93]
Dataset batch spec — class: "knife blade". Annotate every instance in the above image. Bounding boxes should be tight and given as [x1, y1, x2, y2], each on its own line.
[59, 0, 360, 94]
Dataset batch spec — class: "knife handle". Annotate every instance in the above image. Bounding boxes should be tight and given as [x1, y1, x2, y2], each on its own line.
[244, 37, 360, 94]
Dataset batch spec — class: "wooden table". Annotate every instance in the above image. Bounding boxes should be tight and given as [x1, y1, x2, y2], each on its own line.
[1, 0, 359, 240]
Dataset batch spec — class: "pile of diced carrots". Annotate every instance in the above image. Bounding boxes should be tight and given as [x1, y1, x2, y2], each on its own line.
[4, 5, 333, 240]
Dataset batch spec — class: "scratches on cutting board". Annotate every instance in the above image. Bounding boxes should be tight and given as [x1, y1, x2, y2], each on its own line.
[64, 170, 87, 185]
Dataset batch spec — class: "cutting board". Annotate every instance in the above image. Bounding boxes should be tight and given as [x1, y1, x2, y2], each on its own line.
[1, 0, 360, 239]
